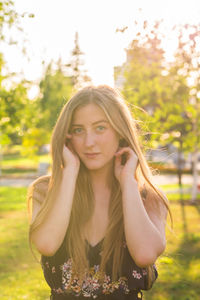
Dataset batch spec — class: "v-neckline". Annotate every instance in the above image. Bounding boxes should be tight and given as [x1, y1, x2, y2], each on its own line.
[85, 237, 104, 248]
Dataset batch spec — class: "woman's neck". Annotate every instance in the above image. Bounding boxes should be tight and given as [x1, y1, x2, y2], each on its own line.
[89, 161, 114, 195]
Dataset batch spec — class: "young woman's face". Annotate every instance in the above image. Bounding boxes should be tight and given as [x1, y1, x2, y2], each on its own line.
[70, 103, 120, 171]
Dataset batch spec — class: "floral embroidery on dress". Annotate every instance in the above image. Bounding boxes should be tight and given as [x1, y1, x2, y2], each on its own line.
[132, 270, 142, 280]
[60, 258, 130, 298]
[142, 269, 147, 276]
[45, 261, 50, 269]
[52, 287, 64, 294]
[132, 267, 148, 279]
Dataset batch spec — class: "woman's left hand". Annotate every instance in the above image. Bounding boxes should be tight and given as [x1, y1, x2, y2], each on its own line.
[114, 147, 138, 187]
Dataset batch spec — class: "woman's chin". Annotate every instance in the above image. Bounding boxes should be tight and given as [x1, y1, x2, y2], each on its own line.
[84, 163, 103, 171]
[81, 159, 113, 172]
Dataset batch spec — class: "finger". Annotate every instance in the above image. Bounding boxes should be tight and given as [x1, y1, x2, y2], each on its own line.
[114, 154, 123, 168]
[115, 147, 131, 156]
[116, 147, 137, 159]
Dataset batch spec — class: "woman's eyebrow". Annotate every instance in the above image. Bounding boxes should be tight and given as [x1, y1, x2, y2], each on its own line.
[71, 120, 109, 127]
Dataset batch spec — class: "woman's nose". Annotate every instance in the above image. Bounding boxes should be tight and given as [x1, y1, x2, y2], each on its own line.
[84, 132, 95, 147]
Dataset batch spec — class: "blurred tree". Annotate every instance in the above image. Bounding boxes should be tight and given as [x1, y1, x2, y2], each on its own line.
[171, 23, 200, 203]
[38, 62, 74, 132]
[121, 20, 168, 147]
[0, 0, 20, 40]
[0, 0, 29, 147]
[157, 66, 191, 188]
[0, 83, 29, 144]
[38, 32, 91, 134]
[19, 92, 48, 157]
[118, 19, 193, 189]
[0, 1, 34, 169]
[157, 24, 200, 199]
[65, 31, 91, 89]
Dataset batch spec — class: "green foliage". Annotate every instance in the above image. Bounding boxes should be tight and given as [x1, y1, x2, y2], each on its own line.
[122, 20, 171, 151]
[21, 32, 91, 155]
[0, 83, 31, 147]
[0, 0, 35, 152]
[39, 63, 74, 132]
[173, 24, 200, 150]
[120, 20, 200, 190]
[0, 0, 34, 45]
[21, 128, 50, 157]
[0, 0, 19, 40]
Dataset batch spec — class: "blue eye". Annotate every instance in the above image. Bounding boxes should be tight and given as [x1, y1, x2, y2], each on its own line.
[72, 128, 83, 134]
[97, 126, 106, 131]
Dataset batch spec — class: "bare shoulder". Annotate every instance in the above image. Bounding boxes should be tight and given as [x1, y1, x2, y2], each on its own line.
[28, 175, 50, 205]
[142, 184, 168, 226]
[27, 175, 51, 224]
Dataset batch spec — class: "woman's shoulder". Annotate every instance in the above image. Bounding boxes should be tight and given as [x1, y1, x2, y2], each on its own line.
[140, 182, 168, 220]
[28, 175, 51, 204]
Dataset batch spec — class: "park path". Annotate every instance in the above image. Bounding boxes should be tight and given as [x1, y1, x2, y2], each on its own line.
[0, 174, 194, 187]
[0, 177, 34, 187]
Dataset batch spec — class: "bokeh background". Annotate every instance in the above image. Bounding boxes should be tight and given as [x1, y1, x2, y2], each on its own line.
[0, 0, 200, 299]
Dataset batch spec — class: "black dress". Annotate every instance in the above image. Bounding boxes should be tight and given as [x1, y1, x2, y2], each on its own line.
[41, 235, 158, 300]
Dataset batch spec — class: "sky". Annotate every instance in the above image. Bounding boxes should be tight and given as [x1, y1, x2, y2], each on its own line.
[1, 0, 200, 98]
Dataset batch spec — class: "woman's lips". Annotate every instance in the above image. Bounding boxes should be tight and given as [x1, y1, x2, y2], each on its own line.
[85, 153, 100, 158]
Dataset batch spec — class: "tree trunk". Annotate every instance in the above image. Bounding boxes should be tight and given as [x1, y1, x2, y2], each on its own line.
[191, 148, 199, 204]
[177, 141, 183, 189]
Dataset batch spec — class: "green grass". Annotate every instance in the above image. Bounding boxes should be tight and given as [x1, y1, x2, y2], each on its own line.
[0, 187, 27, 212]
[0, 186, 200, 299]
[2, 153, 50, 166]
[0, 187, 50, 299]
[160, 184, 191, 190]
[0, 211, 50, 299]
[159, 184, 200, 203]
[143, 203, 200, 299]
[1, 154, 51, 175]
[167, 193, 200, 202]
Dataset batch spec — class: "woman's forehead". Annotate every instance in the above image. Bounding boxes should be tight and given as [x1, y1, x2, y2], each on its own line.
[72, 103, 108, 124]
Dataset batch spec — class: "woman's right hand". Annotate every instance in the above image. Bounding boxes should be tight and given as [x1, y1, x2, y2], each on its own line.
[62, 133, 80, 174]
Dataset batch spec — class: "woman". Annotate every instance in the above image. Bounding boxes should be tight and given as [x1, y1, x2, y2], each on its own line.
[27, 85, 170, 300]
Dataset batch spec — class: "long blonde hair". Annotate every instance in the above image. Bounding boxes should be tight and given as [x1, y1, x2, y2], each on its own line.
[28, 85, 171, 287]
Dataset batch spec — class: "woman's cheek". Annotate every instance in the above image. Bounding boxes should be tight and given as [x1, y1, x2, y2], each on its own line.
[71, 137, 81, 154]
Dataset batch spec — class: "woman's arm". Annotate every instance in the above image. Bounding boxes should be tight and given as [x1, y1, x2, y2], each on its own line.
[30, 134, 80, 257]
[121, 178, 167, 267]
[30, 168, 78, 257]
[114, 146, 167, 267]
